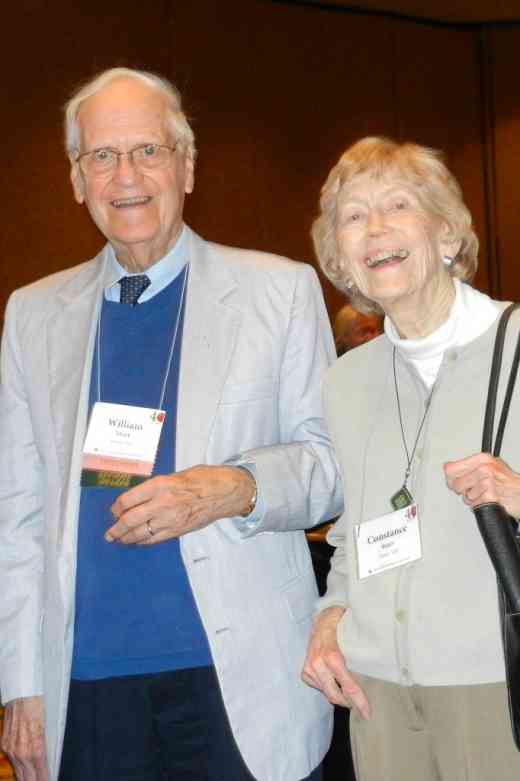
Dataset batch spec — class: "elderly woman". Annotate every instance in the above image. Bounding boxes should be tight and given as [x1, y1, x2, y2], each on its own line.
[302, 137, 520, 780]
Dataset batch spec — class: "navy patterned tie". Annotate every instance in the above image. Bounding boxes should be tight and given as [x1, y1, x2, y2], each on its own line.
[118, 275, 151, 306]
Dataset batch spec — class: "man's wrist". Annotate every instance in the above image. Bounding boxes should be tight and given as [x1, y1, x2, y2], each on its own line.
[235, 466, 258, 517]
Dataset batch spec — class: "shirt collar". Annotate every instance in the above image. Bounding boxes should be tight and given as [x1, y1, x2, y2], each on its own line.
[104, 224, 188, 303]
[384, 278, 499, 362]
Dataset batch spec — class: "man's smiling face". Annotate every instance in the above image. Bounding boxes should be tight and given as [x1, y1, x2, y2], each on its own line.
[71, 77, 194, 270]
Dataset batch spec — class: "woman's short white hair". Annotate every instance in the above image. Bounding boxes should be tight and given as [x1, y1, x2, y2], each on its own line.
[64, 67, 196, 161]
[312, 136, 479, 314]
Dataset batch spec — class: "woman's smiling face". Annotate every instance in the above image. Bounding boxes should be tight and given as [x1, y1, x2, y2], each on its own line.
[335, 173, 451, 313]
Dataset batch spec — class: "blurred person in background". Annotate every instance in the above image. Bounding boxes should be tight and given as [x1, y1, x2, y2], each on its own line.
[333, 304, 382, 357]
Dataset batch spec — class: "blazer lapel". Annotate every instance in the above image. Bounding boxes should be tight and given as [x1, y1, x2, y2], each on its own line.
[47, 248, 117, 516]
[47, 231, 240, 517]
[176, 230, 242, 471]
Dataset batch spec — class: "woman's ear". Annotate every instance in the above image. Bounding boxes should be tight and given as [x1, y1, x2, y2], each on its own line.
[439, 222, 462, 263]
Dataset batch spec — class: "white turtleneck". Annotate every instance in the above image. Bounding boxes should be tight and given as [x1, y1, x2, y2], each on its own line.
[384, 279, 500, 389]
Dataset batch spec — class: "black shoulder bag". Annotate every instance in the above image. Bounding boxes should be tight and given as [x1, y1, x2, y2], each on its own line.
[474, 302, 520, 750]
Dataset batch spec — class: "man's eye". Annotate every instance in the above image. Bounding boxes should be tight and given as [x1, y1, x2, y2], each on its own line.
[93, 149, 112, 163]
[142, 144, 158, 157]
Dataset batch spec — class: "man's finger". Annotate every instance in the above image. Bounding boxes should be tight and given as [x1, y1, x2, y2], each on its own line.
[111, 477, 163, 518]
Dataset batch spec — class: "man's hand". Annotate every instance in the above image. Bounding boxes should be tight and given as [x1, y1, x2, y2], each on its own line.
[2, 696, 48, 781]
[106, 464, 257, 545]
[445, 453, 520, 518]
[301, 606, 370, 720]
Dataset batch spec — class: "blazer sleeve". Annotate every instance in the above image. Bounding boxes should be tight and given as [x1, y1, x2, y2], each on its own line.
[226, 263, 343, 537]
[0, 291, 45, 703]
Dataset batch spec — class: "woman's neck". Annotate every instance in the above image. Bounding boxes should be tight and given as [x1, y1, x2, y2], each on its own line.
[385, 275, 456, 340]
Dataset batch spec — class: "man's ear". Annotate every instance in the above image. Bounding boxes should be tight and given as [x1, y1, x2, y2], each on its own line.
[70, 162, 85, 205]
[184, 153, 195, 195]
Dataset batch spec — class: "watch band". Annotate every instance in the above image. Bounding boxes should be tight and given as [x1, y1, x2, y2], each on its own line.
[235, 466, 258, 517]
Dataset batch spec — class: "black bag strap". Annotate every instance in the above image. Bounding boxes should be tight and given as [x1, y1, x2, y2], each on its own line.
[475, 303, 520, 753]
[482, 303, 520, 456]
[475, 302, 520, 614]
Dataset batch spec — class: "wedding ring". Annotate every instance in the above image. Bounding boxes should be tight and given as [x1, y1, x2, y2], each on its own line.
[146, 519, 155, 537]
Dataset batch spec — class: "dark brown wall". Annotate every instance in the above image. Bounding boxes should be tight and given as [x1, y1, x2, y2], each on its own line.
[2, 1, 520, 320]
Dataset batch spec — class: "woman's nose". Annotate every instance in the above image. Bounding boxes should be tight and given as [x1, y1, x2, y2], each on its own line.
[367, 209, 386, 235]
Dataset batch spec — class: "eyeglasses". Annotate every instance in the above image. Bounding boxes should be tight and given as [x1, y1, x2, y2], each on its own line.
[76, 143, 177, 177]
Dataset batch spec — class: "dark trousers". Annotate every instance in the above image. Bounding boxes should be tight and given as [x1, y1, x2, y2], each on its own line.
[59, 665, 322, 781]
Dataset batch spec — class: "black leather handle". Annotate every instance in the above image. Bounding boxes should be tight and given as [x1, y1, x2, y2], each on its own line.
[482, 303, 520, 454]
[474, 502, 520, 613]
[475, 304, 520, 750]
[474, 304, 520, 616]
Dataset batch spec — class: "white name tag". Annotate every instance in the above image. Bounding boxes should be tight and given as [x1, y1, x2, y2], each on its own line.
[82, 402, 165, 479]
[355, 504, 422, 580]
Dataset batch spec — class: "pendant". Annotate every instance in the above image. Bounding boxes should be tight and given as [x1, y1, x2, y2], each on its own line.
[390, 485, 414, 511]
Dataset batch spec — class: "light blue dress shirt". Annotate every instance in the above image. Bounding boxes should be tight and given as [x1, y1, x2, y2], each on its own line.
[105, 225, 188, 302]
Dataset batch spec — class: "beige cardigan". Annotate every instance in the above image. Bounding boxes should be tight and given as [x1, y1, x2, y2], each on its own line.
[318, 303, 520, 686]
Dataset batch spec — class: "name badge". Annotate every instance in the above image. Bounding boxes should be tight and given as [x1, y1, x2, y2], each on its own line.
[355, 504, 422, 580]
[81, 402, 165, 488]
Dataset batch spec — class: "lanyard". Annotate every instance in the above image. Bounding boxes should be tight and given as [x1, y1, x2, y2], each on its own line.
[95, 264, 189, 409]
[391, 346, 435, 509]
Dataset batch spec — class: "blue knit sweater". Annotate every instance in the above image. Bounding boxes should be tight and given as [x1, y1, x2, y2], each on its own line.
[72, 276, 211, 679]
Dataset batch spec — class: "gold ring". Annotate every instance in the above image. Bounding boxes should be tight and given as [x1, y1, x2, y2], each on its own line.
[146, 519, 155, 537]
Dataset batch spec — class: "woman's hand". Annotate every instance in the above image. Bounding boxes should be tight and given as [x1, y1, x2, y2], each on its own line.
[301, 606, 370, 720]
[444, 453, 520, 518]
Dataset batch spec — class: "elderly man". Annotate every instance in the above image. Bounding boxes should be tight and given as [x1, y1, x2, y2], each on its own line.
[0, 68, 341, 781]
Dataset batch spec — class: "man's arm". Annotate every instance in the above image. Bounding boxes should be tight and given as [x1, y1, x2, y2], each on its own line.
[230, 264, 343, 534]
[0, 292, 45, 700]
[104, 263, 342, 544]
[0, 293, 47, 775]
[2, 697, 48, 781]
[107, 464, 255, 544]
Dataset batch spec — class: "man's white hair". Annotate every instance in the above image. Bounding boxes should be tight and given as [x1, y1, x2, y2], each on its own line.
[64, 67, 196, 161]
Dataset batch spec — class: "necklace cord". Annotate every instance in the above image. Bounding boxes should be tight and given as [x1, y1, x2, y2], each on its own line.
[393, 346, 434, 486]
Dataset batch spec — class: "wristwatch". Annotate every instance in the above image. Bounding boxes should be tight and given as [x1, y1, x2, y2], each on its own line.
[235, 466, 258, 517]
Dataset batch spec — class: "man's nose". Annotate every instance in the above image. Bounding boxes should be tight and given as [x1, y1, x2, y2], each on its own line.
[113, 152, 142, 184]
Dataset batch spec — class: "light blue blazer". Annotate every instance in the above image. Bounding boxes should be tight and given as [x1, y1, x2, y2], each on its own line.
[0, 228, 342, 780]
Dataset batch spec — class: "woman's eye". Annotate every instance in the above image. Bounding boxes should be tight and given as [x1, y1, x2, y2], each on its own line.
[388, 199, 407, 212]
